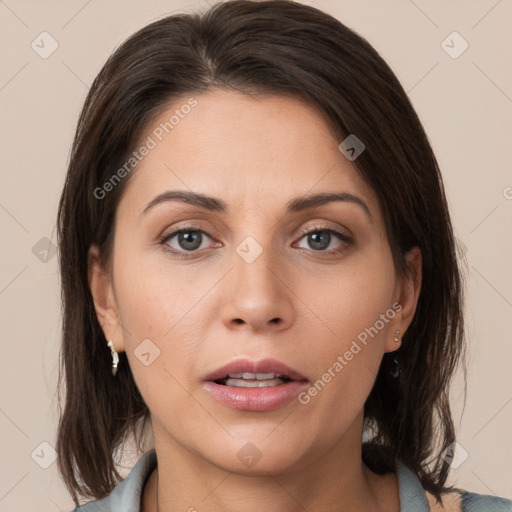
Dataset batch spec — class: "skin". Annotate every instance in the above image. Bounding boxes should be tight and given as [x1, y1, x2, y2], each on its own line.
[89, 89, 424, 512]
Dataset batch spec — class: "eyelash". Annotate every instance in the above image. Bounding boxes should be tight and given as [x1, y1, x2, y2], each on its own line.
[158, 225, 353, 259]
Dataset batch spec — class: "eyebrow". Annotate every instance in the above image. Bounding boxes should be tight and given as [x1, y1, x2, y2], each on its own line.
[141, 190, 372, 221]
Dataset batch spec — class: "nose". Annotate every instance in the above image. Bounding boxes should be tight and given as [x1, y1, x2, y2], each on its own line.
[219, 241, 294, 334]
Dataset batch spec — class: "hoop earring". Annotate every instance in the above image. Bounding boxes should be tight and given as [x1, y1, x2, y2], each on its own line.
[107, 339, 119, 376]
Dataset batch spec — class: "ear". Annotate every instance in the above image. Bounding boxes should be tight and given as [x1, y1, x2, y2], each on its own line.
[384, 246, 422, 353]
[88, 244, 125, 352]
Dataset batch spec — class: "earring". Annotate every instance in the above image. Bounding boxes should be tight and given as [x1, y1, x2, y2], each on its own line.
[107, 339, 119, 376]
[390, 330, 401, 378]
[390, 355, 400, 378]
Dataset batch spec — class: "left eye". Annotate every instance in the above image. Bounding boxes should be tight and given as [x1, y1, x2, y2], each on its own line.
[295, 229, 349, 252]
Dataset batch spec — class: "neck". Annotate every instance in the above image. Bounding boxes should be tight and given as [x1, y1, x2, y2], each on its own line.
[142, 413, 399, 512]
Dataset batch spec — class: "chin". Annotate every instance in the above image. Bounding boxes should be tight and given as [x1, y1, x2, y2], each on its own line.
[200, 433, 313, 476]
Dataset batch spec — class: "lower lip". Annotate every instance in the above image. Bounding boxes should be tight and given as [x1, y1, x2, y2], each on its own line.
[203, 380, 309, 412]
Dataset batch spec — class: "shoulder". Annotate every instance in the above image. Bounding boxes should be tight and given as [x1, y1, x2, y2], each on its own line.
[71, 496, 111, 512]
[70, 450, 157, 512]
[395, 459, 511, 512]
[457, 490, 512, 512]
[425, 489, 512, 512]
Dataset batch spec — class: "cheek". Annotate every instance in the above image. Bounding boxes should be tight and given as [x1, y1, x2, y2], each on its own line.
[294, 283, 391, 439]
[111, 248, 207, 396]
[115, 270, 204, 427]
[292, 250, 396, 404]
[113, 243, 212, 339]
[294, 251, 396, 348]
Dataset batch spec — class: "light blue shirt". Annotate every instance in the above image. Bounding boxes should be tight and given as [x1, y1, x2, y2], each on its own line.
[72, 449, 512, 511]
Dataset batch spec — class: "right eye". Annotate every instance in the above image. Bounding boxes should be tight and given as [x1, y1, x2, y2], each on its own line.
[159, 227, 219, 256]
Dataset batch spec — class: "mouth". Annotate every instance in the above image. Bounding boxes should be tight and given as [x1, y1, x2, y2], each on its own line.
[203, 358, 309, 411]
[204, 357, 307, 385]
[215, 372, 294, 388]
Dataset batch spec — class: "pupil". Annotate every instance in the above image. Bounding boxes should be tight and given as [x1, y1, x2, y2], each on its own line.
[178, 231, 202, 251]
[309, 231, 330, 250]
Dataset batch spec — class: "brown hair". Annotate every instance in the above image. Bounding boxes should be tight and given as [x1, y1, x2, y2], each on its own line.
[56, 0, 466, 506]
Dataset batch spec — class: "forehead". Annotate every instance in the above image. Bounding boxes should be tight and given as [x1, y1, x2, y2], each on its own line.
[118, 89, 378, 219]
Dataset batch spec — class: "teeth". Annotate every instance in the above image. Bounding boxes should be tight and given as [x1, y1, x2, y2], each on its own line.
[224, 377, 285, 387]
[219, 372, 293, 387]
[227, 372, 281, 380]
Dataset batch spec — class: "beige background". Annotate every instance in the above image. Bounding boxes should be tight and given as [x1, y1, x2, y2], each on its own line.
[1, 0, 511, 510]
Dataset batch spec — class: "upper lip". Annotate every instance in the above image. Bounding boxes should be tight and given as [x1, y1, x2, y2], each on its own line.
[204, 358, 308, 382]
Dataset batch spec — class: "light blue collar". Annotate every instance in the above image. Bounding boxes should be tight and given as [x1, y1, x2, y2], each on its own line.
[395, 459, 430, 511]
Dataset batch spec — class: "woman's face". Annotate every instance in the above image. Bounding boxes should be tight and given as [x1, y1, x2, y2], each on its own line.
[90, 89, 421, 474]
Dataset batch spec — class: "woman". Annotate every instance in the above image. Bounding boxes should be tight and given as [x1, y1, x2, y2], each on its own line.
[55, 1, 512, 511]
